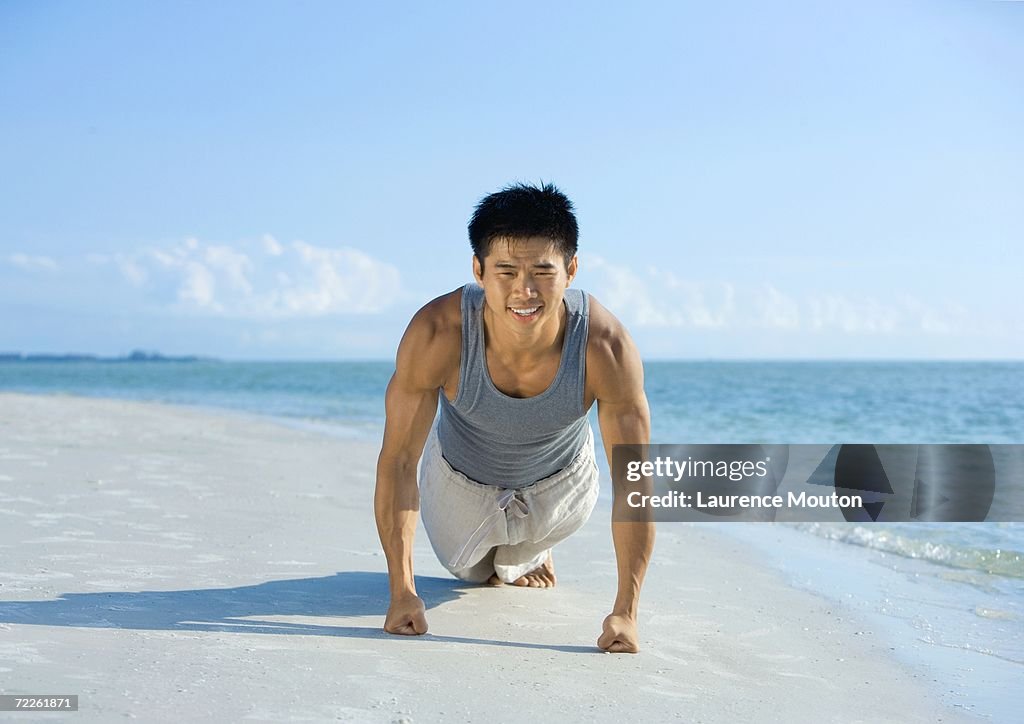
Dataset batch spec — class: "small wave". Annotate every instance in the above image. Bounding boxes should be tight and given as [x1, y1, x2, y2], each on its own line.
[974, 606, 1018, 621]
[268, 415, 382, 441]
[796, 522, 1024, 579]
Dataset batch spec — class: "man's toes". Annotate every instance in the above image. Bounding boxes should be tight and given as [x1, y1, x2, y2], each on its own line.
[510, 567, 555, 588]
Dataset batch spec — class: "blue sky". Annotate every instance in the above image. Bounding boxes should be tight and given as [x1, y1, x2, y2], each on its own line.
[1, 0, 1021, 360]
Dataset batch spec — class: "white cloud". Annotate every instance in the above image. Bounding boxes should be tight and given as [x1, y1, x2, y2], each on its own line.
[113, 254, 148, 286]
[262, 234, 283, 256]
[108, 235, 401, 317]
[586, 256, 734, 328]
[585, 255, 972, 336]
[203, 245, 253, 295]
[273, 241, 398, 315]
[178, 260, 218, 309]
[6, 253, 58, 272]
[757, 284, 801, 329]
[806, 295, 898, 333]
[899, 294, 968, 335]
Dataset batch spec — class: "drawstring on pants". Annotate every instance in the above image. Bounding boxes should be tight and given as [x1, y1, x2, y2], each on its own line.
[449, 487, 530, 570]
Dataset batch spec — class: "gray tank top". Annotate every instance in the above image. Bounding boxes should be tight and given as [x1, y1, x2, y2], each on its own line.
[437, 283, 590, 488]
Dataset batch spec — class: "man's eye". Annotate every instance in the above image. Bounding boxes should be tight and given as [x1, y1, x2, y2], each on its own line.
[499, 272, 515, 277]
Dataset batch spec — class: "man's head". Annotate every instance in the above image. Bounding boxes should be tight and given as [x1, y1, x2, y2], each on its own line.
[468, 183, 580, 333]
[468, 182, 579, 271]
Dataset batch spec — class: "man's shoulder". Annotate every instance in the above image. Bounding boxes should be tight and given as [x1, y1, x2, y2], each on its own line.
[585, 294, 632, 361]
[409, 287, 463, 340]
[585, 294, 643, 397]
[395, 287, 463, 388]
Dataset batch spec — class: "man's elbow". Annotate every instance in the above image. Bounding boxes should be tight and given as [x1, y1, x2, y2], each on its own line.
[603, 410, 650, 444]
[376, 451, 420, 487]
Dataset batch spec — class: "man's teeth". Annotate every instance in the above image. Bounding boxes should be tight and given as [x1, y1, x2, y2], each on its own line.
[511, 307, 539, 315]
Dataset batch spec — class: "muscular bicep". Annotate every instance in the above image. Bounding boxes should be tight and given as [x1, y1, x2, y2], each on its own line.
[597, 394, 650, 449]
[379, 369, 439, 470]
[378, 304, 455, 470]
[589, 301, 650, 452]
[595, 346, 650, 507]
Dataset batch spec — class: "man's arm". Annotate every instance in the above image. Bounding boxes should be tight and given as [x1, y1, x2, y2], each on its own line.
[374, 294, 458, 635]
[588, 297, 655, 653]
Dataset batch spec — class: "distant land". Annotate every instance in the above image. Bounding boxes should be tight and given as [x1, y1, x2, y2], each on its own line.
[0, 350, 214, 363]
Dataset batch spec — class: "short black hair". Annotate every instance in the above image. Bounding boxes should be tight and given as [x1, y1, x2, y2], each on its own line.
[468, 182, 579, 267]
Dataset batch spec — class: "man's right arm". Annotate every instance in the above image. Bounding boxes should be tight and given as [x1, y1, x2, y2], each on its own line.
[374, 295, 457, 635]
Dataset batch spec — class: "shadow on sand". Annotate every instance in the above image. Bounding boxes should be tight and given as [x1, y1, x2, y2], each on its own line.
[0, 572, 599, 654]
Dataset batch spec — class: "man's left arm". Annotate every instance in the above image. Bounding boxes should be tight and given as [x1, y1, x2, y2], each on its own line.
[590, 304, 655, 654]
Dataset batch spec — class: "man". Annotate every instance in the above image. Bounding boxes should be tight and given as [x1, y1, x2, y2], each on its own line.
[374, 182, 654, 653]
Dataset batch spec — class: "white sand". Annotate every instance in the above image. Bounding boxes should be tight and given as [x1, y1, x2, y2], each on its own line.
[0, 393, 975, 723]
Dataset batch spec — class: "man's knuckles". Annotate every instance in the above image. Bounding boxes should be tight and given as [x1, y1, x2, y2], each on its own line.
[386, 620, 425, 635]
[384, 607, 428, 635]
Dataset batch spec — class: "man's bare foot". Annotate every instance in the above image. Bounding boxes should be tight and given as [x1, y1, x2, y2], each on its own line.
[511, 552, 556, 588]
[485, 573, 504, 586]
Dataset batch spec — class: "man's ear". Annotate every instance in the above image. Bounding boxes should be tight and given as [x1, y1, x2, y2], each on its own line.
[473, 255, 484, 284]
[566, 255, 578, 285]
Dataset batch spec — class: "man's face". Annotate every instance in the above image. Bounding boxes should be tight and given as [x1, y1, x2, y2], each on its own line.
[472, 236, 578, 330]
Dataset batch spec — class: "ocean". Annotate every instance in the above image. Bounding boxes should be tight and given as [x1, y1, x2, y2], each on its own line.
[2, 359, 1022, 715]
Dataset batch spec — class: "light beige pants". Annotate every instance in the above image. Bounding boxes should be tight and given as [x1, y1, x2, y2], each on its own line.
[419, 424, 600, 583]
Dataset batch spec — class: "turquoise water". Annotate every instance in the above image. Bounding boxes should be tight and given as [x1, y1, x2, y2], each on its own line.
[643, 361, 1024, 445]
[2, 358, 1022, 710]
[3, 360, 1022, 443]
[0, 360, 391, 438]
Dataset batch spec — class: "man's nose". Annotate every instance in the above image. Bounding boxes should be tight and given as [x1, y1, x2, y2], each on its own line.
[514, 274, 538, 297]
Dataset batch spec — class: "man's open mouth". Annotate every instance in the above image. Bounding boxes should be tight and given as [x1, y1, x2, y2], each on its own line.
[509, 306, 542, 320]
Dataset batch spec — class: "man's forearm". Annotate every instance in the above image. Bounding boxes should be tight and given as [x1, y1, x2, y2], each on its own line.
[373, 462, 420, 597]
[610, 520, 655, 618]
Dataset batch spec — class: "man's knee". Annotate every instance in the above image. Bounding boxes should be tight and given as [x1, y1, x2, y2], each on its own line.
[446, 547, 497, 584]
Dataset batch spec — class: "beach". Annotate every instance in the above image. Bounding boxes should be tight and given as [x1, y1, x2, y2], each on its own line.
[0, 393, 985, 722]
